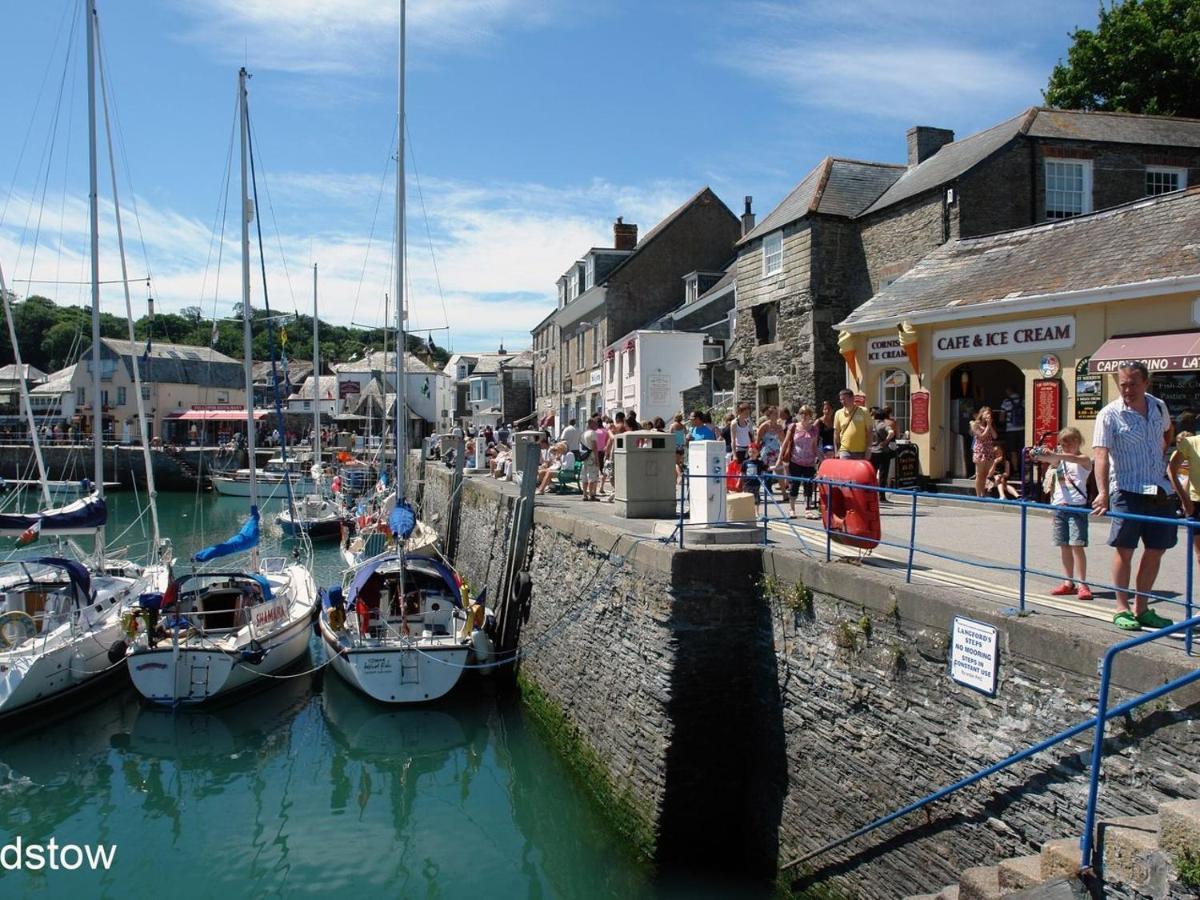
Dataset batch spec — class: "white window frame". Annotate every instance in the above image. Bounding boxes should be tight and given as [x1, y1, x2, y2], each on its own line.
[1145, 165, 1188, 196]
[1044, 158, 1093, 220]
[626, 345, 636, 377]
[879, 369, 910, 437]
[685, 276, 698, 304]
[762, 231, 783, 276]
[585, 256, 595, 290]
[117, 386, 127, 406]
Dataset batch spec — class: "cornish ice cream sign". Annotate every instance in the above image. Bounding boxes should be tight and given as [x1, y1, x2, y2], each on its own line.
[932, 315, 1075, 360]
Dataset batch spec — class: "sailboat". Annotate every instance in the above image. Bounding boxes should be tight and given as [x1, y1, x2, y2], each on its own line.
[0, 0, 170, 719]
[278, 262, 348, 539]
[319, 0, 493, 703]
[124, 67, 318, 706]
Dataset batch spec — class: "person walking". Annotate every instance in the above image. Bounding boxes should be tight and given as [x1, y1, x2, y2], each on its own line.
[1092, 361, 1176, 632]
[780, 405, 820, 517]
[833, 390, 869, 460]
[970, 406, 997, 498]
[580, 417, 601, 501]
[868, 407, 897, 503]
[559, 418, 581, 454]
[731, 402, 754, 461]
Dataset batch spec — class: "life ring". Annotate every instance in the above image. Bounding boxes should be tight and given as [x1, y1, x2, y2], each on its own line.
[0, 611, 37, 648]
[816, 458, 881, 551]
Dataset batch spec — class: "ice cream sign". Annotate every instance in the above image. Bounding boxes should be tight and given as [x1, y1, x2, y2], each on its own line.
[932, 315, 1075, 360]
[867, 336, 905, 363]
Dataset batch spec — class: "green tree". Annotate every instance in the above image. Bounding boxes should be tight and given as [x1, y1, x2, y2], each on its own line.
[1044, 0, 1200, 117]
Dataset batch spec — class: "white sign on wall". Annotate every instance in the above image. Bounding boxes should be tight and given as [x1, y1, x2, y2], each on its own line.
[589, 369, 602, 387]
[648, 374, 671, 405]
[932, 315, 1075, 360]
[867, 336, 906, 364]
[949, 616, 999, 695]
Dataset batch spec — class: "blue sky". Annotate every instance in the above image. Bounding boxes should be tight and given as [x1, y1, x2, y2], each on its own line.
[0, 0, 1099, 354]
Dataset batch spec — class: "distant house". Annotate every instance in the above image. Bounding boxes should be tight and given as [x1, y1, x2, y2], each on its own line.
[28, 364, 77, 424]
[460, 348, 533, 429]
[251, 360, 313, 408]
[333, 351, 448, 436]
[286, 375, 341, 417]
[0, 363, 48, 420]
[533, 187, 742, 426]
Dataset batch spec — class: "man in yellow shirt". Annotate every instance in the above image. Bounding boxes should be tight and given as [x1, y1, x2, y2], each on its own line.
[833, 389, 869, 459]
[1169, 412, 1200, 572]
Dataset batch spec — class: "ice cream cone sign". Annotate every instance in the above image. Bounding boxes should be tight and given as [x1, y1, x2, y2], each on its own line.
[837, 330, 859, 385]
[897, 320, 920, 381]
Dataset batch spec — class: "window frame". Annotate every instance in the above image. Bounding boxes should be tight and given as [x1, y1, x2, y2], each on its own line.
[1145, 165, 1188, 196]
[878, 368, 910, 437]
[761, 231, 783, 277]
[1043, 158, 1093, 220]
[585, 256, 595, 291]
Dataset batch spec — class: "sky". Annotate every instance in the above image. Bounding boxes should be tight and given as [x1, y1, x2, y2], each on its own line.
[0, 0, 1101, 356]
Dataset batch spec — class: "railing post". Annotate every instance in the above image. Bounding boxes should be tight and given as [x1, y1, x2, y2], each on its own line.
[906, 490, 918, 583]
[678, 471, 686, 549]
[761, 474, 769, 546]
[1187, 522, 1194, 657]
[1018, 502, 1028, 613]
[1081, 645, 1118, 871]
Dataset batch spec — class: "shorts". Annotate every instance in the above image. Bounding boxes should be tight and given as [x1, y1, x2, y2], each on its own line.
[837, 450, 866, 460]
[581, 460, 600, 483]
[1051, 508, 1088, 547]
[1107, 490, 1179, 551]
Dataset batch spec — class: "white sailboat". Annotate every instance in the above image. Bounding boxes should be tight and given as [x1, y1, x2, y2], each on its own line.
[278, 263, 347, 540]
[320, 0, 492, 703]
[125, 67, 318, 706]
[0, 0, 169, 719]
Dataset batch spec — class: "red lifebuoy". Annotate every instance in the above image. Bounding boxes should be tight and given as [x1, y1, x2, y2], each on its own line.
[817, 458, 881, 550]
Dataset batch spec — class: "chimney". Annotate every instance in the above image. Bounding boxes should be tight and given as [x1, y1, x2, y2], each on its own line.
[741, 195, 755, 236]
[907, 126, 954, 167]
[613, 217, 638, 251]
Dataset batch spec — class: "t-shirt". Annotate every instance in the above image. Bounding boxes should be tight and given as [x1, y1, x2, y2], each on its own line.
[691, 424, 719, 441]
[788, 422, 819, 466]
[1051, 459, 1093, 507]
[560, 425, 581, 452]
[834, 406, 869, 454]
[1174, 435, 1200, 501]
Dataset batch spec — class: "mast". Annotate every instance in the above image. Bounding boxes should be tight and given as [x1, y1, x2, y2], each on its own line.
[0, 264, 51, 507]
[87, 0, 105, 560]
[395, 0, 406, 497]
[312, 263, 320, 467]
[239, 67, 258, 508]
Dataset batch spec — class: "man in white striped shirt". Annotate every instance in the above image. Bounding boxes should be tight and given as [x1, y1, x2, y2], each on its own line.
[1091, 362, 1177, 632]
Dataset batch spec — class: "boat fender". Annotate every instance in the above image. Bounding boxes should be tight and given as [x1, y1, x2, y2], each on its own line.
[470, 629, 493, 670]
[107, 640, 127, 665]
[512, 571, 532, 604]
[0, 611, 36, 649]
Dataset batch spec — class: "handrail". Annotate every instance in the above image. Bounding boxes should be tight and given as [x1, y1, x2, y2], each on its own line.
[779, 615, 1200, 873]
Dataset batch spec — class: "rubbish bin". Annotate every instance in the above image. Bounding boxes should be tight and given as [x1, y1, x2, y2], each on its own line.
[613, 429, 676, 518]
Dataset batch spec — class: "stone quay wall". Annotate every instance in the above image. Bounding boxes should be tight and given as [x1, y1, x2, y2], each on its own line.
[415, 462, 1200, 896]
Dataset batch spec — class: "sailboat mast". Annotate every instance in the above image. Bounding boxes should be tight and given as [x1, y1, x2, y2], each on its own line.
[395, 0, 407, 497]
[0, 264, 51, 507]
[86, 0, 105, 561]
[239, 67, 258, 507]
[313, 263, 320, 465]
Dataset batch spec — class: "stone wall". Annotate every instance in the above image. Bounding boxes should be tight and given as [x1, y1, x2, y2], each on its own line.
[857, 191, 950, 303]
[421, 466, 1200, 896]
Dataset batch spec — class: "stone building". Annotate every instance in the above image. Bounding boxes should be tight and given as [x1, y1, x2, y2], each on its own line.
[533, 188, 741, 427]
[732, 107, 1200, 416]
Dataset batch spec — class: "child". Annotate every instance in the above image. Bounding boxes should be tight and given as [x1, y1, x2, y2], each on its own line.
[1041, 427, 1093, 601]
[1168, 413, 1200, 572]
[986, 443, 1019, 499]
[741, 443, 764, 502]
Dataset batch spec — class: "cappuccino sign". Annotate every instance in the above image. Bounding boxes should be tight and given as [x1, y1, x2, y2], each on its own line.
[932, 315, 1075, 360]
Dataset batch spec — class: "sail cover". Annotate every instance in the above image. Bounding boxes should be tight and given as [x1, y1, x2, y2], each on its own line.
[193, 506, 261, 562]
[388, 501, 416, 539]
[0, 494, 107, 536]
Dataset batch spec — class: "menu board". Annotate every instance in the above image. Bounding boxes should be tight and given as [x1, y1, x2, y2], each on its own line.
[1151, 372, 1200, 419]
[1074, 356, 1103, 420]
[893, 443, 920, 489]
[909, 390, 930, 435]
[1032, 379, 1062, 449]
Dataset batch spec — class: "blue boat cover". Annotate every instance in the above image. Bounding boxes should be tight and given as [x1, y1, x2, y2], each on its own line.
[0, 494, 107, 534]
[388, 501, 416, 539]
[29, 557, 92, 601]
[159, 570, 273, 601]
[344, 553, 462, 609]
[193, 506, 261, 562]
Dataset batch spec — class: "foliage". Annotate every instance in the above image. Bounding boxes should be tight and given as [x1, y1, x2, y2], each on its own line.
[1178, 848, 1200, 888]
[0, 294, 450, 375]
[1044, 0, 1200, 117]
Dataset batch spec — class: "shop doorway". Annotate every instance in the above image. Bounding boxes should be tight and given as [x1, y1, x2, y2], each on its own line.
[946, 360, 1023, 479]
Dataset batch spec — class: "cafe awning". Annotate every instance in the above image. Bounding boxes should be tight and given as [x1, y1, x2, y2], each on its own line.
[171, 409, 270, 422]
[1088, 332, 1200, 375]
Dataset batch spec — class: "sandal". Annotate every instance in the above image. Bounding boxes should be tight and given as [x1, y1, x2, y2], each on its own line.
[1049, 581, 1076, 596]
[1076, 585, 1093, 601]
[1112, 611, 1142, 631]
[1136, 608, 1174, 630]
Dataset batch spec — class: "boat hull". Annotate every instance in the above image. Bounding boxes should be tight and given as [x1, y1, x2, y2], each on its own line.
[212, 475, 319, 498]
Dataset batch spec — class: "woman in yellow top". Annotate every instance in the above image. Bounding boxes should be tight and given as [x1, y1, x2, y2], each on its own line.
[1168, 412, 1200, 568]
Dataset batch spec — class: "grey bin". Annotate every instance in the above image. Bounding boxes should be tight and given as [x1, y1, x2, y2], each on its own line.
[613, 429, 677, 518]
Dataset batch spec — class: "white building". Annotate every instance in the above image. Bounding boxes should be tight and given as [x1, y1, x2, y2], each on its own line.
[334, 351, 448, 435]
[602, 330, 704, 424]
[286, 375, 341, 417]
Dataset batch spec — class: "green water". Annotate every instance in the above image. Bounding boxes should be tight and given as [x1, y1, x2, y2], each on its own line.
[0, 491, 694, 899]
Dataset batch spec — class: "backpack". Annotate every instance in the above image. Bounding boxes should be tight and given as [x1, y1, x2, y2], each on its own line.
[577, 444, 591, 462]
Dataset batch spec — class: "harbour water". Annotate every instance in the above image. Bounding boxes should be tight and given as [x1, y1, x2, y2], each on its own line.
[0, 490, 714, 899]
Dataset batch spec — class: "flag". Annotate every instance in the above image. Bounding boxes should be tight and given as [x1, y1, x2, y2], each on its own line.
[140, 336, 152, 368]
[426, 336, 436, 355]
[210, 320, 219, 346]
[16, 519, 41, 546]
[279, 326, 288, 347]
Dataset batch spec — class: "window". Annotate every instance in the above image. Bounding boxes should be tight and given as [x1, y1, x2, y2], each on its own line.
[141, 385, 150, 400]
[576, 334, 584, 371]
[627, 345, 636, 376]
[585, 257, 595, 290]
[762, 231, 783, 276]
[303, 400, 311, 410]
[1044, 159, 1092, 219]
[117, 386, 127, 406]
[590, 327, 598, 365]
[1146, 166, 1188, 196]
[752, 302, 778, 345]
[77, 387, 85, 407]
[879, 369, 910, 437]
[685, 275, 698, 304]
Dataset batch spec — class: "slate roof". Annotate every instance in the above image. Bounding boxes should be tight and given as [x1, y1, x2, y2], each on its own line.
[288, 375, 339, 401]
[30, 364, 77, 395]
[251, 359, 313, 386]
[100, 338, 243, 388]
[0, 364, 46, 383]
[861, 107, 1200, 217]
[605, 187, 737, 280]
[839, 187, 1200, 329]
[739, 158, 906, 245]
[333, 351, 435, 375]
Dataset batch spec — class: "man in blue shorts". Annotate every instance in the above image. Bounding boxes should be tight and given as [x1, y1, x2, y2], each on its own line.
[1092, 362, 1177, 632]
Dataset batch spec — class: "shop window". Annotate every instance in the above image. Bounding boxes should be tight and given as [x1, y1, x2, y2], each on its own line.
[752, 302, 778, 345]
[879, 369, 910, 436]
[1145, 166, 1187, 196]
[1044, 159, 1092, 220]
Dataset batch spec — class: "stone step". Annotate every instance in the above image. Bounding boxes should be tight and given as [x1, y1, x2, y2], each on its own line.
[938, 885, 960, 900]
[997, 854, 1045, 890]
[1039, 837, 1079, 880]
[1159, 798, 1200, 859]
[1100, 814, 1163, 886]
[958, 865, 1002, 900]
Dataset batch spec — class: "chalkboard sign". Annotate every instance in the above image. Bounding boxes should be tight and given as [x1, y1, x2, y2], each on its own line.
[1152, 372, 1200, 420]
[893, 443, 920, 489]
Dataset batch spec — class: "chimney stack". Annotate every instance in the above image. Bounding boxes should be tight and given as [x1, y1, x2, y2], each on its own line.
[907, 126, 954, 167]
[613, 217, 638, 251]
[741, 195, 755, 236]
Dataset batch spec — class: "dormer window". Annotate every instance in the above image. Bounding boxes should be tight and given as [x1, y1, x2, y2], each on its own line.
[685, 275, 699, 304]
[585, 257, 595, 290]
[1146, 166, 1187, 196]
